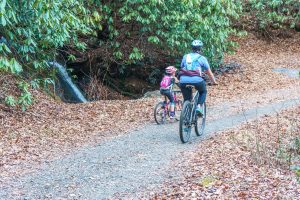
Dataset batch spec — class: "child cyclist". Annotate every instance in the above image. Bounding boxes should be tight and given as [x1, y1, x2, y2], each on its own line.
[160, 66, 179, 119]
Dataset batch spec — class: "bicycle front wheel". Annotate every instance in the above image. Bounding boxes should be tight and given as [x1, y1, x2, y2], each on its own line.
[195, 102, 206, 136]
[154, 102, 167, 124]
[179, 101, 192, 143]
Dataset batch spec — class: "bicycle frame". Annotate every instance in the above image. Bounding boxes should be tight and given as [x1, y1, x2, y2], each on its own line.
[189, 91, 199, 125]
[163, 91, 178, 113]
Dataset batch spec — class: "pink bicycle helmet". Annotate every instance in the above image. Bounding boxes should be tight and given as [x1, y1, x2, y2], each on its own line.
[165, 66, 176, 74]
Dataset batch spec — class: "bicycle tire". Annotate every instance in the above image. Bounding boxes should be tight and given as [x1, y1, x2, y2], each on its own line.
[174, 100, 183, 121]
[154, 102, 166, 124]
[195, 102, 206, 136]
[179, 101, 192, 143]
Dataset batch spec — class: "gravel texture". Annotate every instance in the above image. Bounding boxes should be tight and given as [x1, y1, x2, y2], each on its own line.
[1, 96, 299, 200]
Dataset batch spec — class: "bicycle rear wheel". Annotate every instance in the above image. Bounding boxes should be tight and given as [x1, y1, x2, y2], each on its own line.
[179, 101, 192, 143]
[195, 102, 206, 136]
[154, 102, 167, 124]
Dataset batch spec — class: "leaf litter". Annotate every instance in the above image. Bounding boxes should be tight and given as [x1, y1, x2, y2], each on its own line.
[138, 106, 300, 199]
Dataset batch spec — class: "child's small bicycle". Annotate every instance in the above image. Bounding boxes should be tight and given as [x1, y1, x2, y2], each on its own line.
[154, 90, 183, 124]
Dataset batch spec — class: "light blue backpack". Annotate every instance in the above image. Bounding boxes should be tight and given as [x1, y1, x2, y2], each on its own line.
[185, 53, 201, 70]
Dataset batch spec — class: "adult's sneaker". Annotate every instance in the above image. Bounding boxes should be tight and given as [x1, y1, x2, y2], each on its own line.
[196, 105, 204, 117]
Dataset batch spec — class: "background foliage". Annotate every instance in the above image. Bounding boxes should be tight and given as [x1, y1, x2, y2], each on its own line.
[0, 0, 298, 108]
[242, 0, 300, 38]
[0, 0, 97, 109]
[91, 0, 241, 68]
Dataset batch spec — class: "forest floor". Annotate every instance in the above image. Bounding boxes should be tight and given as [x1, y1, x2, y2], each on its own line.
[135, 107, 300, 199]
[0, 33, 300, 199]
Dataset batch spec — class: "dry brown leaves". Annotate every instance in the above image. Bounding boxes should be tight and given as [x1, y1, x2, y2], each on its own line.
[0, 93, 156, 178]
[0, 73, 20, 102]
[208, 32, 300, 107]
[205, 32, 300, 121]
[147, 106, 300, 199]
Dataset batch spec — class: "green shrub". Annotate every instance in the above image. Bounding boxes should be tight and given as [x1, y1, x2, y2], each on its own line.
[1, 0, 242, 108]
[0, 0, 99, 109]
[244, 0, 300, 36]
[93, 0, 242, 68]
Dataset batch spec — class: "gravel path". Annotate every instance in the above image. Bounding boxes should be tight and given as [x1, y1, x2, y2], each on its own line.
[1, 97, 299, 200]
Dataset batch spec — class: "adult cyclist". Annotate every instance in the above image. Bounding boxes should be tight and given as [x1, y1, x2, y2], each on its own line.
[179, 40, 218, 116]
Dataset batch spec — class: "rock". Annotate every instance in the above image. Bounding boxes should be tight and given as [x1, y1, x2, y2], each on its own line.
[143, 90, 161, 98]
[124, 77, 151, 93]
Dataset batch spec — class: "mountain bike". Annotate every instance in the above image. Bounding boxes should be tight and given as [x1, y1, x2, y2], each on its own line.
[154, 90, 183, 124]
[179, 85, 206, 143]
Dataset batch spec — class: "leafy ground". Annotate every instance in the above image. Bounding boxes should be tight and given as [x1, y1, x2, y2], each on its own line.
[137, 106, 300, 199]
[1, 33, 300, 194]
[210, 33, 300, 105]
